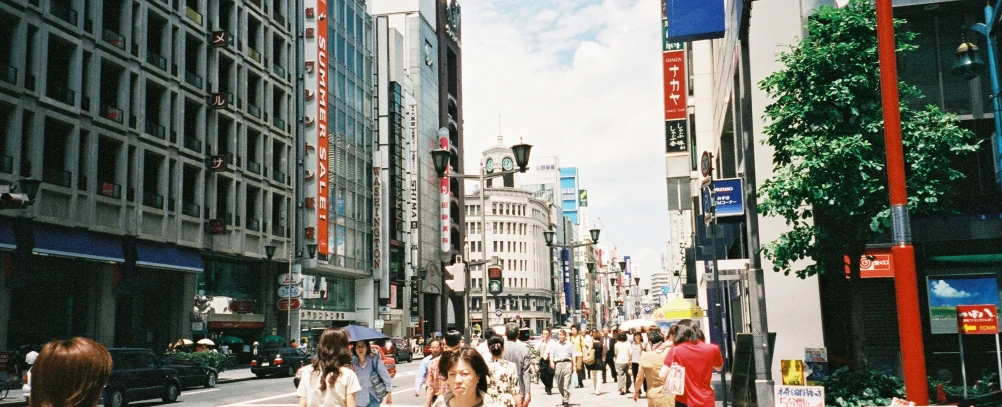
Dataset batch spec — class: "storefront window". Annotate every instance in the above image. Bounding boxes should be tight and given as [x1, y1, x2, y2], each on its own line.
[302, 276, 354, 312]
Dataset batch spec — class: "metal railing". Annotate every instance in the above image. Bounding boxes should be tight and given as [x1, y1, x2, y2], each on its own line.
[185, 71, 202, 88]
[147, 51, 167, 70]
[100, 105, 123, 123]
[50, 2, 78, 25]
[273, 64, 286, 77]
[271, 169, 285, 184]
[3, 65, 15, 85]
[102, 29, 126, 50]
[247, 218, 260, 231]
[272, 117, 285, 129]
[247, 103, 260, 118]
[46, 85, 74, 105]
[185, 6, 202, 24]
[145, 120, 166, 139]
[142, 192, 164, 209]
[182, 202, 200, 217]
[97, 181, 122, 198]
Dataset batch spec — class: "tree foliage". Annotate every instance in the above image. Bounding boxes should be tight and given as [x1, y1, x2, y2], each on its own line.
[757, 0, 979, 278]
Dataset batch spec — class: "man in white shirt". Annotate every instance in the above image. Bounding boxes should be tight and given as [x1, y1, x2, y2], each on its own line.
[548, 330, 576, 407]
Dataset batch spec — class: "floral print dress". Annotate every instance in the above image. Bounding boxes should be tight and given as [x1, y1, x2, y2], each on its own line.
[486, 357, 518, 407]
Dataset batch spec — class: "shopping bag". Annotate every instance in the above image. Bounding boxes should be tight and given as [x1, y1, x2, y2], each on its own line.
[662, 348, 685, 396]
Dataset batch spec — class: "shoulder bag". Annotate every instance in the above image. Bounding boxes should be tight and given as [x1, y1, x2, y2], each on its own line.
[369, 356, 388, 400]
[582, 341, 596, 365]
[662, 347, 685, 396]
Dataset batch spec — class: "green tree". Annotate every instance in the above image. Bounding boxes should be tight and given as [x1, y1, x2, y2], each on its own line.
[757, 0, 978, 368]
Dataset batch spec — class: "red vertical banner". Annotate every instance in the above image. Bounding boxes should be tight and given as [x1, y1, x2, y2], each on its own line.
[662, 46, 687, 121]
[315, 0, 329, 255]
[440, 136, 451, 252]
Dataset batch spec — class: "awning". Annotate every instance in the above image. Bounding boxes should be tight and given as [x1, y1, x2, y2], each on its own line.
[136, 240, 203, 272]
[0, 220, 15, 249]
[33, 223, 125, 263]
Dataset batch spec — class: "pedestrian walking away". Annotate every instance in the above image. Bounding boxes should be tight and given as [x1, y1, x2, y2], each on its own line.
[502, 323, 532, 407]
[547, 329, 576, 407]
[29, 337, 112, 407]
[536, 329, 555, 395]
[586, 330, 605, 395]
[615, 332, 632, 395]
[485, 334, 520, 407]
[634, 328, 674, 407]
[297, 327, 362, 407]
[658, 320, 722, 407]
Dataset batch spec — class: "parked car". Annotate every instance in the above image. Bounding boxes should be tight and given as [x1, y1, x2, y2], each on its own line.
[390, 337, 412, 363]
[100, 348, 182, 407]
[251, 347, 310, 377]
[293, 344, 395, 389]
[162, 353, 219, 388]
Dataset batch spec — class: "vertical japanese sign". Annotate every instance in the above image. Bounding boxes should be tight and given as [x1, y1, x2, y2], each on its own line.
[562, 248, 572, 312]
[662, 11, 689, 154]
[440, 136, 451, 253]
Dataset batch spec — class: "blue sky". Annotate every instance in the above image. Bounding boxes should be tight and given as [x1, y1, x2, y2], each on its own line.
[461, 0, 669, 283]
[927, 276, 1001, 308]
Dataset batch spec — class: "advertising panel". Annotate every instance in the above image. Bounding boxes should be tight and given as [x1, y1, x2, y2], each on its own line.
[440, 136, 451, 252]
[713, 178, 744, 217]
[315, 0, 329, 255]
[562, 248, 572, 312]
[927, 274, 1002, 334]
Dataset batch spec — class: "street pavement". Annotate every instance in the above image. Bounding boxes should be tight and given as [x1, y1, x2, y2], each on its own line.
[0, 357, 723, 407]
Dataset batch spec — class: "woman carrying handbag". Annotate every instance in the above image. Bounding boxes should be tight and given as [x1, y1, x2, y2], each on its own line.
[633, 328, 676, 407]
[352, 340, 394, 407]
[658, 320, 722, 407]
[298, 328, 362, 407]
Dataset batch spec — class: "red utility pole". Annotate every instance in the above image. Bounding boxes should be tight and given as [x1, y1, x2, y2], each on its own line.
[874, 0, 929, 403]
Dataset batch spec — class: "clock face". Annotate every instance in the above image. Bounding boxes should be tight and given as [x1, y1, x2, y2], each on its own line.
[485, 158, 494, 172]
[502, 157, 514, 171]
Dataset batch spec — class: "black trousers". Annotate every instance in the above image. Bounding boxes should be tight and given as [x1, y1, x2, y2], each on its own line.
[631, 362, 647, 393]
[540, 360, 555, 391]
[602, 357, 617, 381]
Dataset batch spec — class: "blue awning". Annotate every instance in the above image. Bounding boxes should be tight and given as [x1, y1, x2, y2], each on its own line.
[136, 240, 203, 272]
[33, 224, 125, 263]
[0, 219, 15, 249]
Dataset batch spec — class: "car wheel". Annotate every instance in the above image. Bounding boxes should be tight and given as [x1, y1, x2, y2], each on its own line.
[107, 390, 125, 407]
[162, 383, 179, 403]
[285, 364, 296, 377]
[205, 372, 217, 388]
[407, 353, 413, 363]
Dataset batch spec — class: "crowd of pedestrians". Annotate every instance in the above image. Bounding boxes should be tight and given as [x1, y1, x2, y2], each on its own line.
[14, 319, 722, 407]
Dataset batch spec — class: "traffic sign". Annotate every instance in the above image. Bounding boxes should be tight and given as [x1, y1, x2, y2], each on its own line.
[277, 298, 302, 311]
[701, 184, 714, 223]
[495, 309, 503, 317]
[700, 151, 712, 178]
[957, 304, 998, 334]
[278, 285, 303, 298]
[278, 273, 303, 285]
[643, 304, 653, 313]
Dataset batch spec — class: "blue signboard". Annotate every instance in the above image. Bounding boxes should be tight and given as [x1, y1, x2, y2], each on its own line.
[624, 255, 632, 280]
[664, 0, 725, 43]
[713, 178, 744, 218]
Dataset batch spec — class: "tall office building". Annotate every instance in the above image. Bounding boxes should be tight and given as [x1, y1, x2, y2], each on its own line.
[371, 0, 463, 336]
[0, 0, 297, 349]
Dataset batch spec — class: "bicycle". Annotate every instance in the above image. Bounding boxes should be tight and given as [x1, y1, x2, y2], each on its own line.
[0, 378, 9, 401]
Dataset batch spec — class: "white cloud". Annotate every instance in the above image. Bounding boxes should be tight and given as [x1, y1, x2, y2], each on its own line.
[930, 280, 972, 299]
[462, 0, 669, 268]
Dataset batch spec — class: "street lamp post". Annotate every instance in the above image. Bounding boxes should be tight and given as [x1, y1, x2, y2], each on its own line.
[265, 243, 317, 342]
[432, 137, 532, 341]
[544, 227, 600, 328]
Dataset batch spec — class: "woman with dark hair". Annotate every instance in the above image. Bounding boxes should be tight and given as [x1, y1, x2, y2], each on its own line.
[297, 327, 361, 407]
[352, 340, 393, 407]
[484, 335, 519, 407]
[614, 332, 632, 395]
[432, 347, 500, 407]
[631, 332, 649, 396]
[29, 337, 112, 407]
[633, 329, 672, 407]
[659, 320, 722, 407]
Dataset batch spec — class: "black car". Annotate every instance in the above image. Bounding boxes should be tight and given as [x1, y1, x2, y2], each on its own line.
[162, 353, 219, 388]
[390, 338, 412, 363]
[251, 347, 310, 377]
[101, 348, 182, 407]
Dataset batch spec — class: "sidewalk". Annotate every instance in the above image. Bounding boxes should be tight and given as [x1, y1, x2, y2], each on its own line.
[532, 372, 730, 407]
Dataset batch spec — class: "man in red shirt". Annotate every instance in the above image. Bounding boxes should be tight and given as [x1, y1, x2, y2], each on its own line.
[661, 320, 723, 407]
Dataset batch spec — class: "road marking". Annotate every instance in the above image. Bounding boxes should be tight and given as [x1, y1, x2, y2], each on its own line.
[392, 387, 416, 395]
[217, 391, 298, 407]
[182, 388, 220, 396]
